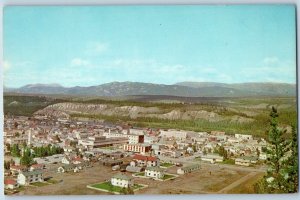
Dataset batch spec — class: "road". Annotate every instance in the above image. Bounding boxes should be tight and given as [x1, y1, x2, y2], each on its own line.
[217, 171, 258, 193]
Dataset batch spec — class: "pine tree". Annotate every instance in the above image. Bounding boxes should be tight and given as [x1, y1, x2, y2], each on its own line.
[264, 106, 287, 192]
[254, 107, 298, 193]
[282, 125, 298, 193]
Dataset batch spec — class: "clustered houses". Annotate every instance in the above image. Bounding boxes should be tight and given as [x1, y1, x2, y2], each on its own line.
[131, 154, 159, 167]
[4, 115, 269, 191]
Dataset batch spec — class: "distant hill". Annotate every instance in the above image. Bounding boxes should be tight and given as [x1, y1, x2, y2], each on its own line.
[176, 82, 296, 96]
[5, 81, 296, 97]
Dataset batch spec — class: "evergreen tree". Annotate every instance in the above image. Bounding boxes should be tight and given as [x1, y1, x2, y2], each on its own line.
[264, 107, 287, 192]
[282, 125, 298, 193]
[11, 144, 21, 157]
[254, 107, 298, 193]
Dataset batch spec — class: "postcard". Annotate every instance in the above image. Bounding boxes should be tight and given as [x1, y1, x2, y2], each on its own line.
[3, 5, 298, 195]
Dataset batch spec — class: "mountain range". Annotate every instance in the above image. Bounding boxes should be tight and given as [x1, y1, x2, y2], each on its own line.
[4, 81, 296, 97]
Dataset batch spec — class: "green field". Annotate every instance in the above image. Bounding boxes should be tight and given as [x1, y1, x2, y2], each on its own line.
[161, 174, 176, 180]
[134, 172, 145, 176]
[160, 162, 174, 168]
[90, 182, 143, 193]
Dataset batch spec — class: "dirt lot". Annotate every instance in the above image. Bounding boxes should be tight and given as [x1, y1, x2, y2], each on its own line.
[10, 161, 258, 195]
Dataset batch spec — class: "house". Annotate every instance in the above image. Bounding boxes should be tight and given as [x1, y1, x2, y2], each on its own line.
[10, 165, 27, 176]
[57, 164, 80, 173]
[61, 156, 71, 164]
[29, 164, 45, 171]
[4, 179, 19, 190]
[111, 174, 134, 188]
[72, 157, 84, 164]
[17, 170, 44, 186]
[177, 164, 200, 175]
[201, 153, 224, 164]
[145, 166, 165, 179]
[126, 166, 143, 173]
[132, 154, 159, 167]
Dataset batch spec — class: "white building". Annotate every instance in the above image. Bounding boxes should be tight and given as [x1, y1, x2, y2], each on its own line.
[123, 143, 151, 154]
[160, 130, 187, 140]
[4, 179, 19, 190]
[201, 154, 224, 164]
[145, 166, 165, 179]
[177, 164, 200, 175]
[17, 170, 44, 186]
[235, 134, 253, 140]
[132, 154, 159, 167]
[111, 174, 134, 188]
[103, 131, 144, 144]
[235, 156, 258, 166]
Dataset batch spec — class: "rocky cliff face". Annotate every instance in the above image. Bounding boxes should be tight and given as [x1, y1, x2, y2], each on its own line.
[34, 102, 254, 123]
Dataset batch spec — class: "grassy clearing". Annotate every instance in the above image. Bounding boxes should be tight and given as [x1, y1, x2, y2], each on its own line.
[160, 162, 174, 168]
[30, 182, 50, 187]
[46, 179, 60, 184]
[222, 159, 235, 165]
[161, 174, 176, 180]
[134, 172, 145, 176]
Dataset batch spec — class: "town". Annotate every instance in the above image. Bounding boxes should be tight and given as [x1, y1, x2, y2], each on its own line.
[4, 114, 269, 195]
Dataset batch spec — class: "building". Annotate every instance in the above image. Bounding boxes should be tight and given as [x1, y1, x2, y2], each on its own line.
[57, 164, 80, 173]
[126, 166, 143, 173]
[123, 143, 151, 154]
[235, 134, 253, 140]
[103, 131, 144, 144]
[17, 170, 44, 186]
[201, 154, 224, 164]
[10, 165, 27, 176]
[33, 154, 65, 164]
[177, 164, 200, 175]
[160, 130, 187, 140]
[62, 156, 71, 164]
[145, 166, 165, 179]
[29, 164, 45, 171]
[78, 136, 128, 149]
[4, 179, 19, 190]
[132, 154, 159, 167]
[235, 156, 258, 166]
[111, 174, 134, 188]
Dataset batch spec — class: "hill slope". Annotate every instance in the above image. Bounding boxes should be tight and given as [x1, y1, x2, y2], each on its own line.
[6, 81, 296, 97]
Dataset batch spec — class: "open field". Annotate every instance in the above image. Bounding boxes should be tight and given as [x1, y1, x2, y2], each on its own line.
[11, 162, 263, 195]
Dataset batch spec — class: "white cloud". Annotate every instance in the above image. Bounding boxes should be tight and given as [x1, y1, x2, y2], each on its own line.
[70, 58, 90, 67]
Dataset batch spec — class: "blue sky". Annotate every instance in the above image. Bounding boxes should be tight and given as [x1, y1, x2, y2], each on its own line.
[3, 5, 296, 87]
